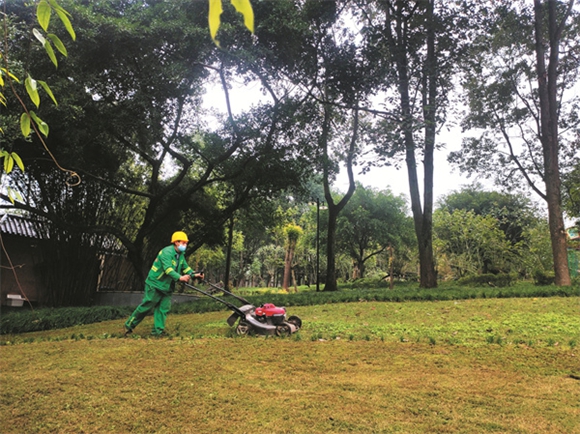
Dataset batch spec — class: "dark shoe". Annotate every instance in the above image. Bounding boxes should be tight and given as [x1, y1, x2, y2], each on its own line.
[151, 330, 169, 338]
[124, 326, 133, 337]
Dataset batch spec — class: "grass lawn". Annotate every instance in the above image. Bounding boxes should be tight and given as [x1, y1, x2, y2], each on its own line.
[1, 297, 579, 433]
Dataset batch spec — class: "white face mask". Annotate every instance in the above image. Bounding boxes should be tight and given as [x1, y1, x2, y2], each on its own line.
[177, 245, 186, 253]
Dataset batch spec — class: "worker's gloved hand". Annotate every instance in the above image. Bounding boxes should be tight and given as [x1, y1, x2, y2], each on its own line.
[179, 275, 191, 282]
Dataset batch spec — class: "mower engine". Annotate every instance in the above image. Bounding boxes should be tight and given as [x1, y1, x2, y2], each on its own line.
[184, 280, 302, 337]
[233, 303, 302, 337]
[255, 303, 286, 324]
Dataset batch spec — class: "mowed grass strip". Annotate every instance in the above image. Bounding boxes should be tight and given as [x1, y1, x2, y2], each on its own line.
[5, 297, 578, 347]
[1, 297, 579, 433]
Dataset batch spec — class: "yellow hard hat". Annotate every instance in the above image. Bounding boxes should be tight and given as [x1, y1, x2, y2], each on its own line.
[171, 231, 189, 243]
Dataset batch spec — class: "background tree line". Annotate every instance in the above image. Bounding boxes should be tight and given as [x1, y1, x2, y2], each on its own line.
[1, 0, 578, 306]
[191, 183, 560, 290]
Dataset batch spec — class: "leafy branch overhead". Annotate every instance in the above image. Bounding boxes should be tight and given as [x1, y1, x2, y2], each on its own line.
[0, 0, 79, 198]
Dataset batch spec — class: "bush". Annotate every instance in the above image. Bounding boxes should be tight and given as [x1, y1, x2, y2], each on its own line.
[0, 306, 132, 335]
[533, 269, 555, 286]
[457, 273, 517, 287]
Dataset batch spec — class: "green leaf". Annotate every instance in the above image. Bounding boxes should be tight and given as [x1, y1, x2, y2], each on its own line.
[29, 111, 50, 137]
[1, 68, 21, 83]
[49, 0, 71, 17]
[37, 0, 51, 31]
[38, 80, 58, 106]
[47, 33, 67, 56]
[44, 40, 58, 67]
[54, 7, 76, 41]
[231, 0, 254, 34]
[11, 152, 25, 172]
[208, 0, 223, 46]
[4, 153, 14, 174]
[25, 75, 40, 107]
[6, 186, 23, 204]
[20, 113, 31, 137]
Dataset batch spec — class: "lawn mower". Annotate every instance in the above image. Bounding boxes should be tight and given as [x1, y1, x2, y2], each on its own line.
[183, 280, 302, 336]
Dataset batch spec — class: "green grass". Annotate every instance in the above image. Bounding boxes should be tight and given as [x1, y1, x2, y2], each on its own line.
[3, 281, 578, 334]
[1, 297, 579, 433]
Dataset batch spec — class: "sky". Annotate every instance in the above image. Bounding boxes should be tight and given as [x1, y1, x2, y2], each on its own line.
[332, 137, 479, 205]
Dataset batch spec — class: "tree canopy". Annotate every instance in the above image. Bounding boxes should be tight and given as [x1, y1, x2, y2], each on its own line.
[1, 0, 577, 306]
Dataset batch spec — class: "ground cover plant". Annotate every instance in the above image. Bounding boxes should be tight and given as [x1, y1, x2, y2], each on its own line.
[1, 297, 579, 433]
[2, 281, 577, 334]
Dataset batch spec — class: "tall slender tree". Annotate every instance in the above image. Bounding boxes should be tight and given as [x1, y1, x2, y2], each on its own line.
[451, 0, 578, 286]
[282, 223, 302, 291]
[354, 0, 467, 287]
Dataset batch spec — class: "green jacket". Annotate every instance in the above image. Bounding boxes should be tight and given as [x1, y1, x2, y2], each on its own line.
[145, 245, 194, 292]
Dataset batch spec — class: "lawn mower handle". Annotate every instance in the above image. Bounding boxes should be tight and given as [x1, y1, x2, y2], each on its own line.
[182, 282, 246, 318]
[201, 279, 251, 305]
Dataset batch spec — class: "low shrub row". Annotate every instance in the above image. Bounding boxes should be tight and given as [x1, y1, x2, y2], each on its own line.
[1, 306, 132, 335]
[533, 269, 556, 285]
[239, 283, 578, 309]
[456, 273, 518, 287]
[2, 283, 578, 335]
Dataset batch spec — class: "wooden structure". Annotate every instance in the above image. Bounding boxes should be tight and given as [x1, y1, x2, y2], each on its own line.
[0, 214, 48, 305]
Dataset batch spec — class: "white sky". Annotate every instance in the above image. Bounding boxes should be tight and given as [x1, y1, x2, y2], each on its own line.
[333, 136, 481, 205]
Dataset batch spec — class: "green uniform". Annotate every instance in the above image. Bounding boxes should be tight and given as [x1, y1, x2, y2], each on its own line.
[125, 245, 194, 335]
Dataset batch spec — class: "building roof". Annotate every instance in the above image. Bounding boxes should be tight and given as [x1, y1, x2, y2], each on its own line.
[0, 213, 125, 253]
[0, 214, 48, 239]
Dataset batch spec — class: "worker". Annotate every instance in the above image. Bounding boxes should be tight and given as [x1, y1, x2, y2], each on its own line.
[124, 231, 203, 337]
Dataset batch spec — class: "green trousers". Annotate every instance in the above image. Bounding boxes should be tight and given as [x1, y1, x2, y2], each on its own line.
[125, 283, 172, 335]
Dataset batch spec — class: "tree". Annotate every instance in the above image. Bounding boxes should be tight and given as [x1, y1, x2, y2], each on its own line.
[221, 196, 298, 289]
[336, 183, 412, 279]
[282, 223, 302, 291]
[354, 0, 469, 288]
[435, 185, 550, 279]
[222, 0, 377, 291]
[438, 184, 539, 246]
[299, 4, 374, 292]
[562, 161, 580, 222]
[321, 106, 359, 291]
[433, 209, 515, 278]
[450, 0, 579, 286]
[256, 244, 285, 288]
[1, 0, 318, 304]
[1, 0, 77, 202]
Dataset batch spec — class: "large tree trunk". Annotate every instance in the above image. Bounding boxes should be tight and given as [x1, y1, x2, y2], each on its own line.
[393, 0, 438, 288]
[282, 241, 295, 291]
[419, 0, 438, 288]
[224, 215, 235, 290]
[324, 207, 340, 291]
[534, 0, 571, 286]
[322, 108, 358, 292]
